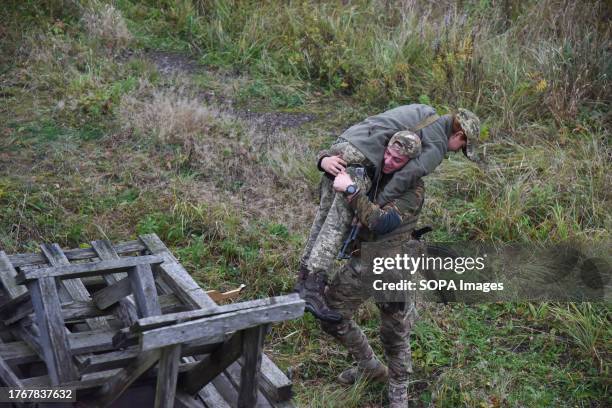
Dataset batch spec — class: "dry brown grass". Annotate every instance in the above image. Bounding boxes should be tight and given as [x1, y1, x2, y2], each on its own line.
[81, 1, 132, 48]
[118, 81, 318, 231]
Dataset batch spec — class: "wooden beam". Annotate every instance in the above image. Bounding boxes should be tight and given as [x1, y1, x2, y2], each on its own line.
[238, 325, 267, 408]
[154, 344, 182, 408]
[133, 294, 301, 333]
[91, 349, 162, 407]
[225, 361, 272, 408]
[239, 354, 293, 403]
[40, 243, 110, 331]
[140, 298, 304, 351]
[7, 240, 146, 267]
[92, 277, 131, 310]
[129, 264, 161, 318]
[16, 255, 164, 283]
[91, 240, 139, 326]
[174, 390, 208, 408]
[138, 234, 218, 311]
[180, 332, 243, 395]
[0, 251, 27, 299]
[197, 383, 231, 408]
[0, 354, 23, 388]
[27, 276, 78, 385]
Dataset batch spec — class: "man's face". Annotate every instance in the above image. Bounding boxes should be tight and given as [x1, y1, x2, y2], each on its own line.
[382, 145, 410, 174]
[448, 131, 467, 152]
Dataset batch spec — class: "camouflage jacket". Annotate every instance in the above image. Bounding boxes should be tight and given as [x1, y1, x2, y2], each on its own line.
[339, 104, 452, 206]
[348, 175, 425, 244]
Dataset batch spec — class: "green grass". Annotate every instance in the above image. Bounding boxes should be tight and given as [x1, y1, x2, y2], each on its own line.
[0, 1, 610, 407]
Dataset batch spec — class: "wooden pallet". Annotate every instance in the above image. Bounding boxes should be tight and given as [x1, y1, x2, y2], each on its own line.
[0, 234, 303, 407]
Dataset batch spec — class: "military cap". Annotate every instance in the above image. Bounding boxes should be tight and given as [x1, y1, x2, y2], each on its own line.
[388, 130, 421, 159]
[456, 108, 481, 162]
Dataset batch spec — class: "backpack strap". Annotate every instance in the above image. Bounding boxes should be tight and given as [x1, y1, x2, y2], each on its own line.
[409, 114, 440, 132]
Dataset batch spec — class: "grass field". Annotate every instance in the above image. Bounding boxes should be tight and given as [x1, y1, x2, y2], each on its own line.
[0, 1, 610, 406]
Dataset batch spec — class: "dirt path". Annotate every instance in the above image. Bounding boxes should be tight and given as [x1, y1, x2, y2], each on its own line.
[146, 51, 316, 134]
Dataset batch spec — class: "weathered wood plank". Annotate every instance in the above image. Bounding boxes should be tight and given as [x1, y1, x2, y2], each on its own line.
[16, 255, 164, 283]
[0, 291, 29, 315]
[180, 332, 243, 395]
[0, 353, 23, 387]
[5, 298, 108, 325]
[28, 277, 78, 385]
[133, 294, 301, 333]
[78, 342, 220, 374]
[91, 240, 139, 326]
[92, 276, 131, 310]
[1, 328, 118, 366]
[154, 344, 181, 408]
[8, 240, 146, 267]
[174, 390, 208, 408]
[140, 298, 304, 351]
[90, 349, 162, 407]
[0, 340, 37, 365]
[4, 293, 180, 327]
[0, 251, 27, 299]
[40, 243, 111, 331]
[129, 264, 161, 318]
[138, 234, 218, 310]
[256, 354, 293, 402]
[238, 325, 267, 408]
[225, 361, 272, 408]
[211, 373, 239, 408]
[198, 383, 231, 408]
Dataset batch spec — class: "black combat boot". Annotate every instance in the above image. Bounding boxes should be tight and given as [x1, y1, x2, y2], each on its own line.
[302, 273, 342, 323]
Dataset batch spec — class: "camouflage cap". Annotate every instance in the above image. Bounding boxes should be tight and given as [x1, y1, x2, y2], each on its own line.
[456, 108, 481, 162]
[388, 130, 421, 159]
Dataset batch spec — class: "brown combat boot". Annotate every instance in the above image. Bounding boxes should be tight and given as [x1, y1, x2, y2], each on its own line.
[302, 273, 342, 323]
[337, 359, 388, 385]
[388, 382, 409, 408]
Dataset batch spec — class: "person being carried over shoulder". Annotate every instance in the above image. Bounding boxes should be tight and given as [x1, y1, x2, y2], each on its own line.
[297, 104, 481, 322]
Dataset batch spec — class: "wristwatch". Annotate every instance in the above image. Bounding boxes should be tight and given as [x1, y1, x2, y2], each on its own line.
[344, 184, 359, 196]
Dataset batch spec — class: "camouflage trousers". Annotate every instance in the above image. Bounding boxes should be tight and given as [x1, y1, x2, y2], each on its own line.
[320, 250, 419, 390]
[300, 143, 372, 279]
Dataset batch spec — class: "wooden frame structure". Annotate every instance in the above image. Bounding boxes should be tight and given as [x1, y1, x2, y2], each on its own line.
[0, 234, 303, 407]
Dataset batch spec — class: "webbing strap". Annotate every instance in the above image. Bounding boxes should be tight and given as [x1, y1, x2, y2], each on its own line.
[409, 114, 440, 132]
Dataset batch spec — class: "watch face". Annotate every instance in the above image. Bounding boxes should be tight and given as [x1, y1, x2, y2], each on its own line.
[346, 185, 357, 194]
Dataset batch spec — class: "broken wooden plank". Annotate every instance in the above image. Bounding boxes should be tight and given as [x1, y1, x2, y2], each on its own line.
[133, 294, 302, 333]
[238, 325, 267, 408]
[140, 297, 304, 351]
[154, 344, 182, 408]
[139, 234, 218, 310]
[8, 240, 146, 267]
[180, 332, 243, 395]
[28, 276, 78, 385]
[16, 255, 164, 283]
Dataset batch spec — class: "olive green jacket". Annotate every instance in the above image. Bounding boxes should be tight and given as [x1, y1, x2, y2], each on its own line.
[340, 104, 453, 205]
